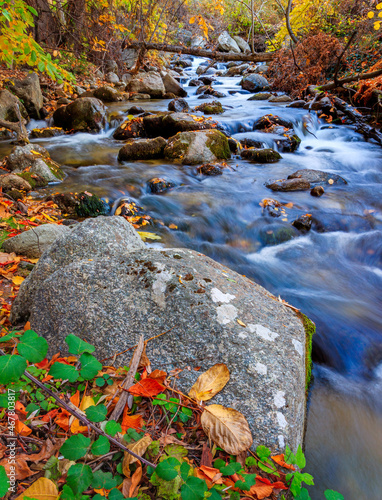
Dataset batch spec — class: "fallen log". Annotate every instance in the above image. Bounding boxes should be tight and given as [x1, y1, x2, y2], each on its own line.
[123, 41, 275, 63]
[318, 67, 382, 91]
[333, 96, 382, 146]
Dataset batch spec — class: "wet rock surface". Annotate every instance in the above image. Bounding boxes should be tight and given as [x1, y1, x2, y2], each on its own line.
[241, 74, 270, 92]
[266, 178, 311, 192]
[147, 177, 176, 193]
[10, 217, 306, 453]
[288, 169, 348, 185]
[241, 148, 282, 163]
[53, 97, 107, 132]
[118, 137, 167, 161]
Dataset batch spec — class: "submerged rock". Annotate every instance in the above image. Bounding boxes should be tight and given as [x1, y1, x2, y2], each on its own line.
[164, 130, 231, 165]
[146, 177, 175, 193]
[288, 169, 347, 185]
[265, 178, 311, 192]
[197, 163, 224, 175]
[292, 215, 312, 233]
[53, 97, 107, 132]
[10, 216, 307, 453]
[118, 137, 167, 161]
[241, 148, 282, 163]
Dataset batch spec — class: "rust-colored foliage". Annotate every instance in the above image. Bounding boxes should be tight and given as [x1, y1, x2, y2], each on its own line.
[354, 58, 382, 106]
[267, 33, 343, 98]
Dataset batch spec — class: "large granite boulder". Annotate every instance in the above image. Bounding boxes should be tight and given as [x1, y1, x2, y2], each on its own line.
[5, 144, 64, 183]
[10, 216, 307, 453]
[164, 130, 231, 165]
[126, 71, 165, 98]
[3, 224, 69, 258]
[0, 89, 28, 123]
[5, 73, 43, 119]
[53, 97, 107, 132]
[241, 74, 270, 92]
[121, 49, 138, 69]
[218, 31, 241, 53]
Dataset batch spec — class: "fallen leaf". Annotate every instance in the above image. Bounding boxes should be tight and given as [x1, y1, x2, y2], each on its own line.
[247, 478, 273, 499]
[129, 463, 142, 497]
[122, 478, 132, 497]
[15, 477, 59, 500]
[121, 411, 144, 433]
[137, 231, 161, 241]
[189, 364, 230, 402]
[200, 404, 253, 455]
[328, 179, 334, 184]
[122, 434, 152, 475]
[148, 369, 167, 384]
[12, 276, 24, 286]
[271, 454, 296, 470]
[237, 319, 246, 327]
[0, 458, 35, 480]
[128, 378, 165, 397]
[15, 420, 32, 436]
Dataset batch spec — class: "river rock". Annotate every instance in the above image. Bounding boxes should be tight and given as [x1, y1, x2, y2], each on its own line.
[93, 86, 123, 102]
[240, 138, 264, 149]
[241, 148, 282, 163]
[0, 173, 32, 193]
[121, 49, 138, 69]
[288, 169, 347, 185]
[218, 31, 241, 53]
[268, 95, 293, 103]
[5, 73, 43, 119]
[146, 112, 218, 138]
[259, 223, 298, 246]
[189, 79, 203, 87]
[194, 101, 224, 114]
[3, 224, 69, 258]
[275, 134, 301, 153]
[118, 137, 167, 161]
[53, 97, 107, 132]
[5, 144, 64, 183]
[190, 35, 207, 49]
[288, 100, 306, 108]
[224, 63, 249, 77]
[164, 130, 231, 165]
[255, 114, 294, 131]
[105, 72, 119, 84]
[168, 99, 190, 113]
[311, 186, 325, 197]
[247, 92, 272, 101]
[0, 89, 28, 123]
[241, 74, 269, 92]
[126, 106, 144, 115]
[292, 215, 312, 233]
[10, 217, 307, 453]
[233, 35, 251, 53]
[197, 163, 224, 175]
[146, 177, 175, 194]
[30, 127, 64, 139]
[266, 178, 311, 192]
[162, 73, 187, 97]
[199, 76, 216, 86]
[126, 71, 166, 98]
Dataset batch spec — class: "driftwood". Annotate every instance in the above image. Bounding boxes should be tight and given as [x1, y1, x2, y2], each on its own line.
[123, 41, 275, 63]
[333, 96, 382, 146]
[0, 104, 29, 144]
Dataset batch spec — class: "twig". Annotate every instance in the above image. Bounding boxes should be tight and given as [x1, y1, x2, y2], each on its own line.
[108, 335, 144, 421]
[333, 31, 357, 88]
[0, 348, 156, 469]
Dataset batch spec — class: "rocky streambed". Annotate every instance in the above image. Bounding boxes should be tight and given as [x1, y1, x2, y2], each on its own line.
[1, 55, 382, 498]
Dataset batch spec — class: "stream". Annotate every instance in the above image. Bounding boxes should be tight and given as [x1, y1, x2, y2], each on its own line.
[2, 57, 382, 498]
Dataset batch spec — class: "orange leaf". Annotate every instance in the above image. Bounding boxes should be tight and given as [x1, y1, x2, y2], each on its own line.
[35, 358, 49, 369]
[129, 463, 142, 497]
[41, 408, 60, 422]
[71, 418, 89, 435]
[271, 454, 295, 470]
[247, 479, 273, 499]
[121, 410, 144, 434]
[148, 369, 167, 384]
[55, 413, 70, 431]
[128, 378, 165, 397]
[15, 420, 32, 436]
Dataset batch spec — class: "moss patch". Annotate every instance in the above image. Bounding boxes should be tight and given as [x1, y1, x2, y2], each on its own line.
[18, 171, 48, 188]
[301, 313, 315, 389]
[45, 158, 65, 181]
[206, 131, 231, 160]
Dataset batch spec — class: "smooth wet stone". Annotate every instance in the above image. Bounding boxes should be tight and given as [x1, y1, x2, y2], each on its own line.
[10, 217, 306, 453]
[30, 127, 64, 139]
[266, 178, 311, 192]
[240, 138, 264, 149]
[162, 72, 187, 97]
[292, 215, 312, 233]
[311, 186, 325, 197]
[255, 114, 294, 130]
[288, 169, 347, 185]
[53, 97, 107, 132]
[118, 137, 167, 161]
[168, 98, 190, 113]
[194, 101, 224, 115]
[247, 92, 272, 101]
[241, 148, 282, 163]
[147, 177, 175, 193]
[268, 95, 292, 103]
[197, 163, 224, 175]
[241, 74, 270, 92]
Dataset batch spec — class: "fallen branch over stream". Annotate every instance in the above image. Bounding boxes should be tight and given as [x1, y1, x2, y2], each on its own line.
[123, 40, 275, 63]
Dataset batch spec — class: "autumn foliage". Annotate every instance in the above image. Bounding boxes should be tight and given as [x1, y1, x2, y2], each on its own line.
[267, 33, 343, 98]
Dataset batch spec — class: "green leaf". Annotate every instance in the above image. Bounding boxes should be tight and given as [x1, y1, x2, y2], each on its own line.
[85, 404, 107, 423]
[256, 445, 271, 460]
[180, 461, 191, 481]
[180, 476, 208, 500]
[220, 461, 242, 476]
[65, 334, 95, 355]
[295, 488, 311, 500]
[27, 5, 38, 16]
[91, 435, 110, 456]
[38, 61, 45, 72]
[109, 489, 125, 500]
[67, 463, 93, 495]
[181, 407, 193, 416]
[0, 355, 27, 384]
[18, 330, 48, 363]
[79, 353, 102, 380]
[60, 485, 76, 500]
[49, 362, 79, 382]
[0, 465, 9, 496]
[105, 420, 122, 437]
[2, 10, 11, 21]
[25, 403, 40, 417]
[213, 459, 226, 470]
[91, 471, 118, 490]
[285, 444, 297, 465]
[152, 393, 167, 405]
[295, 445, 306, 469]
[0, 332, 20, 342]
[60, 434, 91, 460]
[258, 461, 279, 476]
[234, 473, 257, 490]
[324, 490, 344, 500]
[31, 50, 37, 63]
[155, 457, 181, 481]
[245, 456, 257, 467]
[96, 377, 106, 387]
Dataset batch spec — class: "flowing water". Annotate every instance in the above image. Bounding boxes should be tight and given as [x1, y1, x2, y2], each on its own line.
[2, 58, 382, 498]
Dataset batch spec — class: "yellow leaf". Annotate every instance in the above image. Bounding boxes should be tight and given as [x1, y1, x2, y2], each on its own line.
[12, 276, 24, 286]
[189, 16, 196, 24]
[189, 364, 230, 402]
[122, 434, 152, 476]
[236, 319, 246, 327]
[367, 11, 375, 18]
[137, 231, 161, 241]
[201, 404, 253, 456]
[80, 395, 95, 411]
[328, 179, 334, 185]
[15, 477, 59, 500]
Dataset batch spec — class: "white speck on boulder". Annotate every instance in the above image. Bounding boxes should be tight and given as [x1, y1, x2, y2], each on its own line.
[278, 435, 285, 449]
[255, 362, 267, 375]
[248, 324, 279, 342]
[151, 266, 172, 308]
[211, 287, 236, 303]
[216, 303, 238, 324]
[292, 339, 304, 356]
[277, 411, 288, 429]
[274, 390, 286, 408]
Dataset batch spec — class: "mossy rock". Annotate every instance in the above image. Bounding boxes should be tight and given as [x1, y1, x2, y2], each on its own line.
[30, 127, 64, 139]
[18, 171, 48, 188]
[194, 101, 224, 115]
[206, 130, 231, 160]
[301, 313, 315, 389]
[76, 192, 108, 218]
[241, 148, 282, 163]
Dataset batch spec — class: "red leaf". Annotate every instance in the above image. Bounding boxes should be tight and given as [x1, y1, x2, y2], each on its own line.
[128, 378, 165, 397]
[121, 410, 144, 433]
